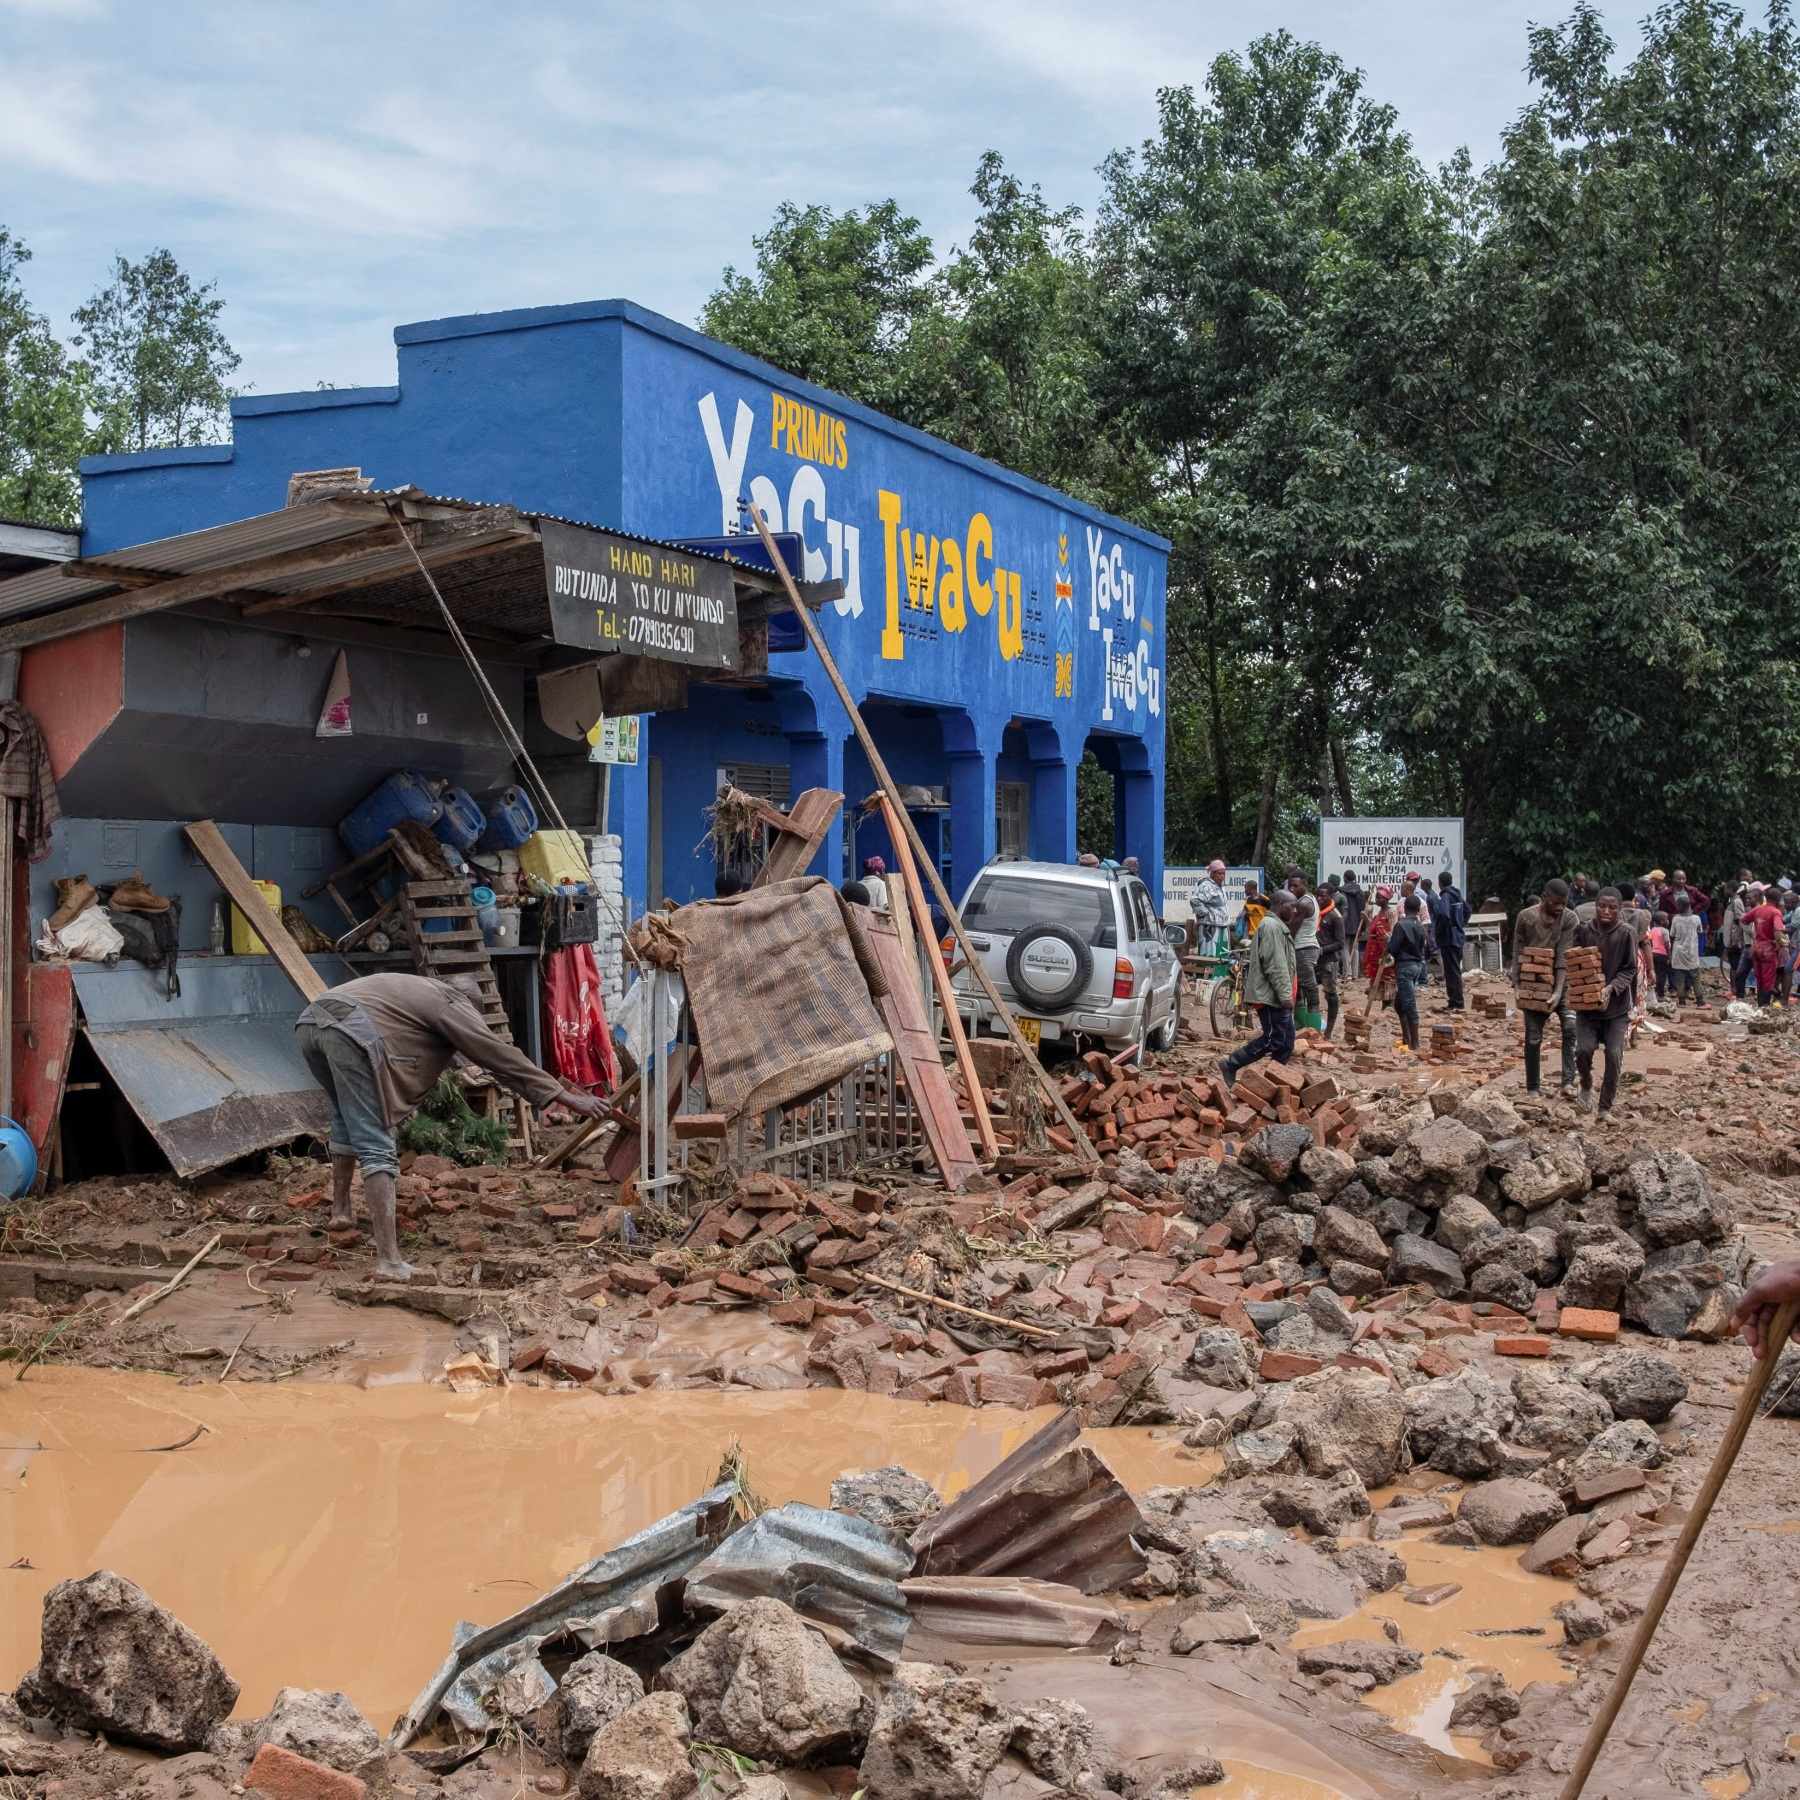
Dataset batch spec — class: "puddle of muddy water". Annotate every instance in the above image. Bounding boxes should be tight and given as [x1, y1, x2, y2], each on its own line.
[1289, 1537, 1572, 1764]
[0, 1367, 1202, 1731]
[1211, 1767, 1350, 1800]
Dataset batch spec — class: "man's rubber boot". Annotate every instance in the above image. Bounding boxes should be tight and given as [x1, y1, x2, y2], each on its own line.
[364, 1170, 412, 1283]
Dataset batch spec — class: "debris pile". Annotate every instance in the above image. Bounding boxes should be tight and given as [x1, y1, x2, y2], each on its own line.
[2, 1404, 1657, 1795]
[1048, 1050, 1365, 1166]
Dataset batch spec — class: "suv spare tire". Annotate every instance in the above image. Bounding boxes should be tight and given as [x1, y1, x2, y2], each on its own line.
[1005, 923, 1094, 1013]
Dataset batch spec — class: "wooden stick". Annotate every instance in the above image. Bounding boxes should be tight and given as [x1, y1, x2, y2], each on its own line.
[1559, 1295, 1800, 1800]
[743, 502, 1097, 1164]
[857, 1272, 1058, 1339]
[184, 822, 327, 1003]
[534, 1067, 641, 1170]
[116, 1234, 222, 1323]
[878, 794, 998, 1162]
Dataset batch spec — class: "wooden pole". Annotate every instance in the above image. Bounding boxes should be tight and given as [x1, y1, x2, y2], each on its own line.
[743, 503, 1098, 1165]
[878, 793, 998, 1161]
[1558, 1295, 1800, 1800]
[857, 1273, 1059, 1339]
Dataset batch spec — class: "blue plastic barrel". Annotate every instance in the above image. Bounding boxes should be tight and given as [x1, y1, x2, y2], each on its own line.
[432, 785, 485, 852]
[474, 786, 538, 853]
[0, 1119, 37, 1200]
[339, 771, 443, 859]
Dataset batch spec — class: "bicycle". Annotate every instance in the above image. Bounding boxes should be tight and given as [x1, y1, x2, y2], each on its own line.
[1197, 945, 1251, 1038]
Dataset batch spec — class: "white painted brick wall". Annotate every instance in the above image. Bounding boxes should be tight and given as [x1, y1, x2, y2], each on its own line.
[587, 833, 628, 1010]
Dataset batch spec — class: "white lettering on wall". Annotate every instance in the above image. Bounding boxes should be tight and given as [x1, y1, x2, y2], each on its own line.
[698, 393, 752, 535]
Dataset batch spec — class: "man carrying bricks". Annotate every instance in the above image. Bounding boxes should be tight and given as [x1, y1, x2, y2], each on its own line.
[1570, 888, 1638, 1118]
[1511, 878, 1581, 1099]
[1219, 893, 1299, 1088]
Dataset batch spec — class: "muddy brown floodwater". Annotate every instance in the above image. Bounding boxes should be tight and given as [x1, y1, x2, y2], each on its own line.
[0, 1369, 1210, 1732]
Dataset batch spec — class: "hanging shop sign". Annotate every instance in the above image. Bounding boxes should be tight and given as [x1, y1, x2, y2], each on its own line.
[541, 519, 738, 670]
[587, 714, 641, 765]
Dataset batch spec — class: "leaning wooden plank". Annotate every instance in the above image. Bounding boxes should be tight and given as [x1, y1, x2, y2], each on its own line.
[862, 907, 982, 1191]
[753, 787, 844, 887]
[182, 821, 329, 1003]
[743, 502, 1096, 1163]
[879, 793, 998, 1162]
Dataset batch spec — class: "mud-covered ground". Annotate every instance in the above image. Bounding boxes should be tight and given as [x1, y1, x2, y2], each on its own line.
[9, 966, 1800, 1795]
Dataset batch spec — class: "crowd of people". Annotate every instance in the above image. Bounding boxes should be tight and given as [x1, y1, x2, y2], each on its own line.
[1204, 858, 1800, 1125]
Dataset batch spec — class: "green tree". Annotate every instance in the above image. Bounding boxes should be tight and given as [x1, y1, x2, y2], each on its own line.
[699, 201, 936, 420]
[909, 153, 1122, 498]
[73, 248, 238, 454]
[1351, 0, 1800, 896]
[0, 230, 88, 526]
[1092, 35, 1438, 869]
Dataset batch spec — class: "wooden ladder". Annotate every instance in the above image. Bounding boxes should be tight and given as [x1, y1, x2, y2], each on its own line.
[397, 878, 533, 1155]
[397, 879, 513, 1040]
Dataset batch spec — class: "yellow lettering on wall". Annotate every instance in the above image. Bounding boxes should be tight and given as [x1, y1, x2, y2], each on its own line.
[998, 568, 1022, 661]
[879, 490, 904, 660]
[937, 538, 966, 632]
[901, 531, 939, 611]
[785, 408, 803, 456]
[770, 394, 787, 447]
[833, 419, 848, 468]
[966, 513, 994, 616]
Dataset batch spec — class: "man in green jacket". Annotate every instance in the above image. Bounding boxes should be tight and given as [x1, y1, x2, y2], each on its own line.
[1220, 893, 1299, 1087]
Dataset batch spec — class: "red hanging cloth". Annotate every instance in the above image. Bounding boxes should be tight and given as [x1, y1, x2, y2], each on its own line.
[541, 943, 617, 1092]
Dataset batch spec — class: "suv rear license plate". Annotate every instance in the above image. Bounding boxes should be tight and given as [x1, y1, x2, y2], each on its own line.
[1017, 1018, 1042, 1047]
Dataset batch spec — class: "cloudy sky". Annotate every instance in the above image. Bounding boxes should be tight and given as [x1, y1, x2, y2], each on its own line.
[0, 0, 1643, 399]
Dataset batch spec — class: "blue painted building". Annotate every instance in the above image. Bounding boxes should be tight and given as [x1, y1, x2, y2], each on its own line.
[77, 299, 1168, 915]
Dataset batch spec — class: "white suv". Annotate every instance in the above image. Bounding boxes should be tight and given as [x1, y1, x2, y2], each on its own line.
[950, 860, 1185, 1054]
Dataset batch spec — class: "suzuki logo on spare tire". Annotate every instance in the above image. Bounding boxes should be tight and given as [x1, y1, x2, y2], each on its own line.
[1005, 922, 1095, 1013]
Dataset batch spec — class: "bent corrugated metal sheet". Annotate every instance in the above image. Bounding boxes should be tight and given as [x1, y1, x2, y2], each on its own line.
[906, 1408, 1149, 1595]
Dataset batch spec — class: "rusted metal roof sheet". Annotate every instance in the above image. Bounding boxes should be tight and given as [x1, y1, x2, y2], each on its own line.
[682, 1501, 913, 1666]
[393, 1481, 740, 1748]
[72, 958, 347, 1177]
[907, 1409, 1149, 1596]
[899, 1575, 1126, 1649]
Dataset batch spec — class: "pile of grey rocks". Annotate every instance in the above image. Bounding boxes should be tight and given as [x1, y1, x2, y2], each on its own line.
[1176, 1088, 1750, 1340]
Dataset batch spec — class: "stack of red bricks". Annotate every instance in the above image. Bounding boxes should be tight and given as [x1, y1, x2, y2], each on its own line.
[1046, 1059, 1364, 1170]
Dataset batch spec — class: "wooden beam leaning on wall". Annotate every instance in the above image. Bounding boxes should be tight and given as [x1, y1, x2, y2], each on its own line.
[183, 821, 329, 1004]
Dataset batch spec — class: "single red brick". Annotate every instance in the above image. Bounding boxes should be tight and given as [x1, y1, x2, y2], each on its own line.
[714, 1270, 776, 1302]
[1098, 1348, 1143, 1381]
[245, 1741, 367, 1800]
[1494, 1335, 1552, 1357]
[1259, 1350, 1324, 1381]
[1031, 1346, 1090, 1380]
[941, 1366, 980, 1406]
[769, 1298, 815, 1326]
[1556, 1307, 1621, 1343]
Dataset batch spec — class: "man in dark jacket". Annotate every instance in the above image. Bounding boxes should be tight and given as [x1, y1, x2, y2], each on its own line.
[1314, 882, 1347, 1040]
[1432, 871, 1470, 1011]
[1572, 888, 1638, 1118]
[1512, 878, 1580, 1096]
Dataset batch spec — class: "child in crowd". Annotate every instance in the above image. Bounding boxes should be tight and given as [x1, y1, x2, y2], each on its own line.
[1648, 912, 1671, 999]
[1670, 894, 1704, 1003]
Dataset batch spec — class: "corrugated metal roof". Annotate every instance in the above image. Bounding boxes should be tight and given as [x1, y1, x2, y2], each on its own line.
[0, 487, 779, 630]
[393, 1479, 740, 1749]
[682, 1500, 914, 1665]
